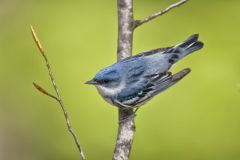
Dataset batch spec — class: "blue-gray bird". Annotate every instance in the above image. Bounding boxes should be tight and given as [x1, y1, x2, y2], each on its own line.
[86, 34, 204, 109]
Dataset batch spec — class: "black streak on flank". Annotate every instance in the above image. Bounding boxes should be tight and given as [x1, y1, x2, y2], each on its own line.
[168, 59, 174, 64]
[171, 54, 179, 59]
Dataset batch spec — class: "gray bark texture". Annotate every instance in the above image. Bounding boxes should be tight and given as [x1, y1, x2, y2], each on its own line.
[113, 0, 135, 160]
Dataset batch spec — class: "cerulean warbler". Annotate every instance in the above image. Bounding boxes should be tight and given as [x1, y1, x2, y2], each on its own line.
[86, 34, 204, 109]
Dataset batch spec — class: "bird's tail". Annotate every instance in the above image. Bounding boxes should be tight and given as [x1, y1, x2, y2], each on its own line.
[166, 34, 204, 63]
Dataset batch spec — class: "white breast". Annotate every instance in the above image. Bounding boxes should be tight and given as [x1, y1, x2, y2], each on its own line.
[96, 83, 124, 96]
[95, 83, 124, 105]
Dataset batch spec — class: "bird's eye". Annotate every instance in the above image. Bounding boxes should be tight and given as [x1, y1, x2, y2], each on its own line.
[103, 79, 110, 83]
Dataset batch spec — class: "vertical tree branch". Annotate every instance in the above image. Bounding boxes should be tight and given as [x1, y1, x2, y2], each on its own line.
[117, 0, 134, 60]
[113, 0, 135, 160]
[114, 0, 188, 159]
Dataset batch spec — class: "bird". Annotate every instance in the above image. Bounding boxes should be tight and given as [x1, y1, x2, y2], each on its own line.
[86, 34, 204, 109]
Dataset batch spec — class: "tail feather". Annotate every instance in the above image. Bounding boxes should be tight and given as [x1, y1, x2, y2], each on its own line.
[184, 41, 204, 53]
[164, 34, 203, 64]
[175, 34, 204, 57]
[178, 34, 199, 48]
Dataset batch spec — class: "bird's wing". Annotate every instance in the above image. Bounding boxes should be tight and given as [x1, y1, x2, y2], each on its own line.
[136, 68, 191, 105]
[115, 68, 191, 108]
[120, 46, 172, 62]
[135, 47, 172, 57]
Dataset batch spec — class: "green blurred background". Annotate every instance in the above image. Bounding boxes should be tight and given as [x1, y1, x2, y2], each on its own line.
[0, 0, 240, 159]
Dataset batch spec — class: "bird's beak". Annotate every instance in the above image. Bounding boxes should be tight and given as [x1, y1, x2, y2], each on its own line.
[85, 79, 98, 85]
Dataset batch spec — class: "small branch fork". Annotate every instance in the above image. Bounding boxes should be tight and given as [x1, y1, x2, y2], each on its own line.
[114, 0, 188, 160]
[134, 0, 188, 28]
[30, 26, 86, 160]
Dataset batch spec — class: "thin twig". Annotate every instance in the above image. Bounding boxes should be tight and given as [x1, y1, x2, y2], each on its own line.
[134, 0, 188, 28]
[31, 25, 86, 160]
[33, 82, 59, 101]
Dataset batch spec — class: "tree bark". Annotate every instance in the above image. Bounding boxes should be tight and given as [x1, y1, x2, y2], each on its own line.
[113, 0, 135, 160]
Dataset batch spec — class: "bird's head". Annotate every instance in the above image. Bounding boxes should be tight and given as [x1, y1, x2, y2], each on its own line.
[86, 67, 121, 89]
